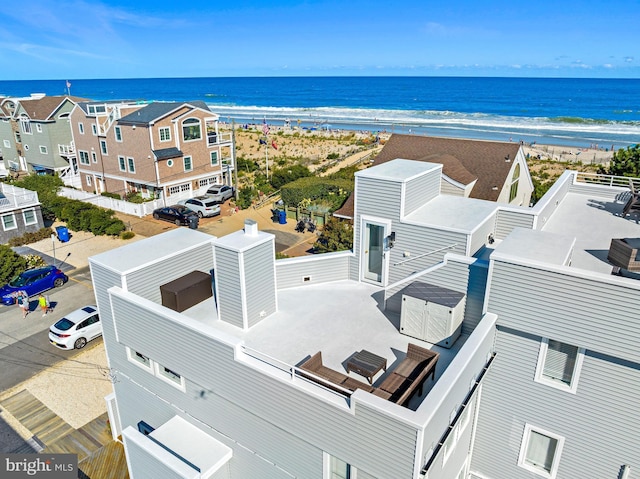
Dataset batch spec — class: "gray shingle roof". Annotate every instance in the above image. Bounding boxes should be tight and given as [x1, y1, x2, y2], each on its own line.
[118, 101, 211, 125]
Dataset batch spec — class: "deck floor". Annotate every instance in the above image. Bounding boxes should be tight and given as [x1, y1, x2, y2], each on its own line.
[1, 389, 129, 478]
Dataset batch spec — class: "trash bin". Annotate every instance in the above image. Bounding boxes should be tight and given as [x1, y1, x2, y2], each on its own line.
[188, 216, 199, 230]
[278, 210, 287, 225]
[56, 225, 70, 242]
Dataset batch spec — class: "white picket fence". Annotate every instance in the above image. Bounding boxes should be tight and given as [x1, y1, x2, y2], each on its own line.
[58, 187, 164, 217]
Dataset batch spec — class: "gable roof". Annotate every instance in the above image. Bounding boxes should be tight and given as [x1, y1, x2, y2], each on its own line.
[17, 95, 85, 120]
[333, 134, 523, 219]
[118, 101, 212, 126]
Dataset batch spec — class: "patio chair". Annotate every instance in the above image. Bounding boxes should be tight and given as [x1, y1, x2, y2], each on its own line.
[607, 238, 640, 273]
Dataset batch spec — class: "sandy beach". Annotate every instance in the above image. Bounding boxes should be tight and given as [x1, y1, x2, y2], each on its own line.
[225, 124, 614, 170]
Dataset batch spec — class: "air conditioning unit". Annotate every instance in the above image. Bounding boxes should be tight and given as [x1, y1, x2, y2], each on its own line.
[399, 282, 466, 348]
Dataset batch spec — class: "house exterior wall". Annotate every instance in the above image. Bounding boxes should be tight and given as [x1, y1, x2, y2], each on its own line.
[469, 256, 640, 478]
[471, 326, 640, 479]
[404, 169, 440, 216]
[244, 241, 277, 327]
[468, 213, 497, 257]
[440, 179, 465, 197]
[495, 149, 532, 207]
[214, 246, 244, 328]
[0, 204, 44, 244]
[276, 250, 352, 289]
[108, 288, 423, 479]
[494, 208, 535, 240]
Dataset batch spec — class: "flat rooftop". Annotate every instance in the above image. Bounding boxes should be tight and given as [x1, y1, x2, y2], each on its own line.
[184, 280, 465, 403]
[541, 191, 640, 274]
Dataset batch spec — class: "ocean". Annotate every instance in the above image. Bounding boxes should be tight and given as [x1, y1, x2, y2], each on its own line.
[1, 76, 638, 148]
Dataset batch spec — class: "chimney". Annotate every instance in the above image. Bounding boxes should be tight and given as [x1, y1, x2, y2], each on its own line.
[213, 222, 277, 330]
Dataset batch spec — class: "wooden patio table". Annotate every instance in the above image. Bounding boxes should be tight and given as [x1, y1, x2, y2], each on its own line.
[346, 350, 387, 384]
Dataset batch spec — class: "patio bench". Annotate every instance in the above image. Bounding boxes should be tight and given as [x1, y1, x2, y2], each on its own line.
[608, 238, 640, 272]
[298, 352, 374, 394]
[378, 343, 440, 406]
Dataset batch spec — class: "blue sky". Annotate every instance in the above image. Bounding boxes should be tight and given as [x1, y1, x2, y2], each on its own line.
[0, 0, 638, 79]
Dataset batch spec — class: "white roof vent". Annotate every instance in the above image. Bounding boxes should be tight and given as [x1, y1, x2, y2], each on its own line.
[244, 219, 258, 236]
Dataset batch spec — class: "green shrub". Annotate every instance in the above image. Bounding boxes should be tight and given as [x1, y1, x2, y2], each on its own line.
[0, 244, 27, 285]
[280, 177, 353, 210]
[237, 187, 255, 209]
[101, 191, 121, 200]
[270, 164, 312, 189]
[120, 231, 136, 240]
[8, 227, 54, 246]
[313, 218, 353, 253]
[326, 152, 340, 160]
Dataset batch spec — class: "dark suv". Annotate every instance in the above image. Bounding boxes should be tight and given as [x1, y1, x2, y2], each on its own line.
[152, 205, 199, 225]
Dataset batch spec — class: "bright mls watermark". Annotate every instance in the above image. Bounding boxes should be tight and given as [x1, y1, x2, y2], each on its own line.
[1, 454, 77, 478]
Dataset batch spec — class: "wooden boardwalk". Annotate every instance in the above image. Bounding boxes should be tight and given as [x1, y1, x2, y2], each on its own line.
[1, 389, 129, 478]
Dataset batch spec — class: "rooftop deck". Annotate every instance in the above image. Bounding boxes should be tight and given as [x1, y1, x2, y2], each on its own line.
[542, 190, 640, 274]
[183, 280, 466, 403]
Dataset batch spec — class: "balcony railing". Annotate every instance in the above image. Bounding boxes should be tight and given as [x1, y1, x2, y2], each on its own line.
[207, 131, 233, 146]
[58, 143, 75, 156]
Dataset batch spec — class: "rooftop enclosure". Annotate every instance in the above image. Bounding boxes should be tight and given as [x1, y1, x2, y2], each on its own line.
[90, 161, 640, 479]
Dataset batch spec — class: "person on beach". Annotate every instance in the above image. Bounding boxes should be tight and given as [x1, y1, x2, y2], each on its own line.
[38, 293, 49, 316]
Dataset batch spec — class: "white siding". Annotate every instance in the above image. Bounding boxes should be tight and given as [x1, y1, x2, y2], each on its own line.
[276, 251, 352, 289]
[214, 247, 243, 328]
[488, 260, 640, 363]
[468, 213, 496, 257]
[244, 241, 277, 327]
[404, 170, 440, 216]
[494, 208, 535, 240]
[109, 290, 423, 479]
[126, 243, 214, 303]
[440, 179, 465, 197]
[471, 327, 640, 479]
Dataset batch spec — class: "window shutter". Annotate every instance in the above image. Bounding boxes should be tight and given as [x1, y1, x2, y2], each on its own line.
[543, 340, 577, 385]
[526, 431, 557, 472]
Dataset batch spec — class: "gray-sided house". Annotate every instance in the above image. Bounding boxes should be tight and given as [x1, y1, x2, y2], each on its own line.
[334, 134, 533, 220]
[90, 159, 639, 479]
[0, 94, 83, 178]
[0, 183, 44, 244]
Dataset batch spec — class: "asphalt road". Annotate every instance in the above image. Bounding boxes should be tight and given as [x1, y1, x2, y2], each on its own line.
[0, 266, 99, 391]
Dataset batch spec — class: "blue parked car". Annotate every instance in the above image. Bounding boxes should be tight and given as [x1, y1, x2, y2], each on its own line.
[0, 266, 68, 305]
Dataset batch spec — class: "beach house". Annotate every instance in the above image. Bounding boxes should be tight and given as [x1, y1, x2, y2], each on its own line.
[0, 94, 82, 177]
[69, 101, 234, 201]
[90, 158, 639, 479]
[334, 134, 533, 220]
[0, 183, 44, 244]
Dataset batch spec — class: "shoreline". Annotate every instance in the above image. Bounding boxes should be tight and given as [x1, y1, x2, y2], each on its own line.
[223, 123, 615, 166]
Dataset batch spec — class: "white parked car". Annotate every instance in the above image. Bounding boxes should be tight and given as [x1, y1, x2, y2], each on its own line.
[205, 184, 235, 203]
[177, 196, 221, 218]
[49, 305, 102, 350]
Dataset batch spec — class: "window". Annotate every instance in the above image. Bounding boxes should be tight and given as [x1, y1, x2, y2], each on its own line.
[39, 145, 47, 154]
[2, 213, 16, 231]
[167, 159, 174, 167]
[118, 156, 126, 172]
[155, 363, 185, 390]
[183, 156, 192, 171]
[78, 123, 84, 134]
[325, 454, 351, 479]
[100, 140, 108, 155]
[20, 117, 32, 134]
[3, 140, 9, 148]
[535, 338, 584, 393]
[15, 132, 21, 143]
[182, 118, 201, 141]
[518, 424, 564, 478]
[91, 124, 97, 135]
[36, 124, 42, 133]
[86, 175, 92, 186]
[114, 126, 122, 142]
[79, 151, 90, 165]
[91, 151, 97, 163]
[127, 347, 153, 371]
[127, 157, 135, 173]
[159, 126, 171, 142]
[509, 164, 520, 203]
[210, 151, 219, 166]
[22, 209, 37, 226]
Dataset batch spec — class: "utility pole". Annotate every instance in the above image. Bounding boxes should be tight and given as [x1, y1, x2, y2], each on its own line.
[231, 119, 239, 201]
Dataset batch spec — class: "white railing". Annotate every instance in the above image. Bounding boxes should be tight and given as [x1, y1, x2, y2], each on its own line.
[574, 172, 638, 189]
[0, 184, 40, 211]
[207, 132, 233, 146]
[58, 187, 164, 217]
